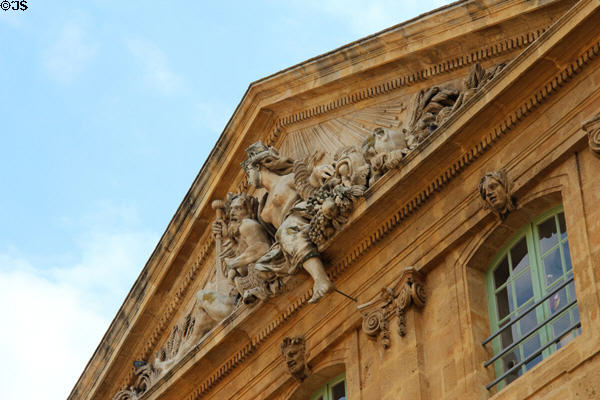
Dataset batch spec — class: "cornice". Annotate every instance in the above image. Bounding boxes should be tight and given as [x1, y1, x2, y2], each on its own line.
[272, 28, 547, 133]
[69, 1, 590, 399]
[133, 2, 600, 399]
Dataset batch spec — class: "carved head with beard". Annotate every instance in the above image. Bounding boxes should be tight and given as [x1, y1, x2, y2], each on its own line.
[226, 193, 259, 239]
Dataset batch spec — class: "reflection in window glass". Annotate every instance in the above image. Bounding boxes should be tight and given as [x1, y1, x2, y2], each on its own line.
[563, 240, 572, 271]
[496, 287, 511, 321]
[514, 272, 533, 307]
[494, 256, 510, 289]
[558, 212, 567, 240]
[331, 380, 346, 400]
[511, 238, 529, 274]
[487, 207, 580, 390]
[543, 248, 563, 286]
[538, 216, 558, 254]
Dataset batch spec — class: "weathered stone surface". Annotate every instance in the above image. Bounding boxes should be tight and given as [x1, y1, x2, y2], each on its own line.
[70, 1, 600, 399]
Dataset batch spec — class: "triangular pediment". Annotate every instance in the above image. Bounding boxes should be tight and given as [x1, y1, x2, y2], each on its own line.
[68, 1, 600, 399]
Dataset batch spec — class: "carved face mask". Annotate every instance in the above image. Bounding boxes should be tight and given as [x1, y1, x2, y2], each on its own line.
[284, 344, 305, 375]
[229, 197, 250, 222]
[483, 177, 508, 213]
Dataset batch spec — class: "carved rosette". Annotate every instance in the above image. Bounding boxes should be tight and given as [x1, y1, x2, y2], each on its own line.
[358, 268, 426, 348]
[582, 114, 600, 158]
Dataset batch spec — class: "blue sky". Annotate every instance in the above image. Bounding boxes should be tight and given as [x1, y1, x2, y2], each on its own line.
[0, 1, 451, 398]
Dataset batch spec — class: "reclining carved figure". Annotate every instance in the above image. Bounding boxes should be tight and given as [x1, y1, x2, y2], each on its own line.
[152, 193, 271, 372]
[242, 142, 336, 303]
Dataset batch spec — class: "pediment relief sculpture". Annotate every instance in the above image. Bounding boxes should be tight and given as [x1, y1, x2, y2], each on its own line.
[281, 336, 311, 382]
[359, 62, 507, 186]
[136, 193, 271, 386]
[582, 113, 600, 158]
[242, 142, 336, 303]
[112, 62, 512, 398]
[112, 361, 160, 400]
[358, 267, 426, 349]
[478, 169, 516, 220]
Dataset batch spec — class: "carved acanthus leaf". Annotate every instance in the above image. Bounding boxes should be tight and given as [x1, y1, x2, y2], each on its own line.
[582, 114, 600, 158]
[358, 267, 426, 348]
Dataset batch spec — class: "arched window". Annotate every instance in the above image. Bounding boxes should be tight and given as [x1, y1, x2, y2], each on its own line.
[310, 373, 347, 400]
[483, 206, 581, 390]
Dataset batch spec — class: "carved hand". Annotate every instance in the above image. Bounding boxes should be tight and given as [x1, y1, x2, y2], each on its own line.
[212, 220, 224, 239]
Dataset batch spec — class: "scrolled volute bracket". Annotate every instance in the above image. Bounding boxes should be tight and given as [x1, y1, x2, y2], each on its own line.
[358, 267, 426, 348]
[582, 114, 600, 158]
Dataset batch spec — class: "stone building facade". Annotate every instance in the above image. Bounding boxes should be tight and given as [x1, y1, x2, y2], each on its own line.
[70, 1, 600, 399]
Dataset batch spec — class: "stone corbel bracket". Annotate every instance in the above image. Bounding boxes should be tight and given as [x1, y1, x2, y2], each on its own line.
[582, 114, 600, 158]
[358, 267, 426, 349]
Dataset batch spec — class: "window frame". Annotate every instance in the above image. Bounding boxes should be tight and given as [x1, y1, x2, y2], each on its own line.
[485, 205, 580, 390]
[310, 373, 347, 400]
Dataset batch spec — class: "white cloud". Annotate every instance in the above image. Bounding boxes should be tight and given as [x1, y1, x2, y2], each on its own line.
[42, 19, 98, 83]
[0, 205, 157, 400]
[127, 38, 181, 94]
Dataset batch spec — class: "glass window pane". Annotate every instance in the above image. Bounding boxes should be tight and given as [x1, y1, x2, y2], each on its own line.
[573, 305, 580, 324]
[514, 271, 534, 308]
[567, 281, 576, 302]
[563, 240, 572, 271]
[511, 238, 529, 274]
[519, 308, 538, 336]
[522, 334, 542, 370]
[538, 216, 558, 254]
[499, 322, 514, 348]
[494, 256, 510, 289]
[548, 285, 567, 315]
[331, 380, 346, 400]
[496, 286, 513, 321]
[552, 313, 571, 339]
[543, 248, 563, 286]
[558, 212, 567, 240]
[487, 208, 581, 391]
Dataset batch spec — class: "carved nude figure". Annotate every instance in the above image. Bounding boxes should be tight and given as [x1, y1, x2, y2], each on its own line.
[478, 170, 516, 220]
[214, 193, 272, 283]
[242, 142, 335, 303]
[153, 193, 272, 373]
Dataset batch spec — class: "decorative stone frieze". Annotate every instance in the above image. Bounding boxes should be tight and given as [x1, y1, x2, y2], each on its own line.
[478, 169, 517, 220]
[358, 267, 426, 348]
[112, 361, 159, 400]
[280, 336, 311, 382]
[582, 114, 600, 157]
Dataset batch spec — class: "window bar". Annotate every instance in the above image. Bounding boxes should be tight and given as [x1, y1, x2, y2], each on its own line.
[482, 275, 574, 346]
[483, 297, 577, 367]
[486, 320, 582, 390]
